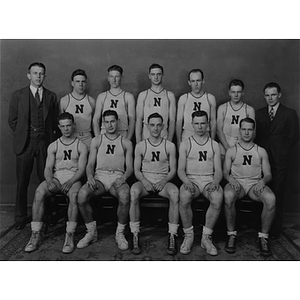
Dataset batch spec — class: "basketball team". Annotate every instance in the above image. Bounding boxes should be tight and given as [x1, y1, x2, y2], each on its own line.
[8, 62, 299, 257]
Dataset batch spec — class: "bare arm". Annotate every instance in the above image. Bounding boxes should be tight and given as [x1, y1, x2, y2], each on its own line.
[44, 142, 60, 193]
[208, 93, 217, 140]
[176, 94, 186, 148]
[167, 91, 176, 141]
[59, 95, 69, 114]
[135, 91, 146, 143]
[216, 104, 230, 150]
[223, 146, 240, 193]
[125, 92, 136, 140]
[85, 137, 99, 191]
[92, 93, 105, 136]
[247, 105, 255, 120]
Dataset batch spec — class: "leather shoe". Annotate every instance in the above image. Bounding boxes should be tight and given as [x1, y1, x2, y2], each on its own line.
[15, 218, 27, 230]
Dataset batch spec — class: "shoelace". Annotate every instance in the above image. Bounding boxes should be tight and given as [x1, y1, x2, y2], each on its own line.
[133, 234, 139, 248]
[228, 235, 236, 247]
[261, 237, 269, 251]
[182, 235, 191, 248]
[169, 235, 175, 249]
[117, 233, 127, 244]
[29, 232, 39, 244]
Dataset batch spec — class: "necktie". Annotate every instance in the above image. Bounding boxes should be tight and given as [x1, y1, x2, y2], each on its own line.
[35, 88, 40, 105]
[269, 107, 274, 121]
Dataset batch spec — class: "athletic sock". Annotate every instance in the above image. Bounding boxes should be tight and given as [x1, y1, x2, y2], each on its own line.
[168, 223, 179, 236]
[31, 221, 43, 232]
[116, 222, 126, 235]
[129, 221, 140, 234]
[227, 230, 237, 236]
[86, 221, 96, 232]
[202, 226, 213, 236]
[66, 221, 77, 233]
[183, 226, 194, 235]
[258, 232, 269, 239]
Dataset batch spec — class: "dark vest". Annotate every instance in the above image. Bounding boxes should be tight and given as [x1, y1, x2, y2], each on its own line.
[30, 91, 45, 139]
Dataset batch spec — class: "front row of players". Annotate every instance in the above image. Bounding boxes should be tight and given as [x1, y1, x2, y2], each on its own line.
[25, 109, 276, 257]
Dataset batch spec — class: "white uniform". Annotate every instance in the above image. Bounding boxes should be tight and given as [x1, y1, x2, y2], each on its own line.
[64, 94, 93, 149]
[182, 92, 211, 140]
[100, 90, 129, 137]
[94, 134, 125, 191]
[185, 136, 217, 193]
[142, 89, 170, 139]
[231, 143, 262, 194]
[53, 138, 80, 184]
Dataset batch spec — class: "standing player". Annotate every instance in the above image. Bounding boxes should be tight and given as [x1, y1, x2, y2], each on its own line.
[178, 110, 223, 256]
[60, 69, 96, 150]
[93, 65, 135, 140]
[77, 110, 133, 251]
[217, 79, 255, 157]
[135, 63, 176, 143]
[24, 112, 88, 254]
[130, 113, 179, 255]
[223, 117, 276, 257]
[176, 68, 217, 147]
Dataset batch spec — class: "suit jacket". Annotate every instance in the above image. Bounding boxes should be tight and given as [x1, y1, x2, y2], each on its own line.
[8, 86, 59, 155]
[255, 103, 299, 166]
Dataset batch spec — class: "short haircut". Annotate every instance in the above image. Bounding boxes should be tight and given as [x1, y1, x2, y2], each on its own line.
[239, 117, 256, 129]
[58, 112, 74, 123]
[107, 65, 123, 76]
[148, 112, 163, 123]
[191, 110, 208, 121]
[229, 79, 244, 90]
[28, 62, 46, 73]
[149, 63, 164, 74]
[188, 68, 204, 81]
[103, 109, 118, 120]
[71, 69, 87, 81]
[263, 82, 281, 94]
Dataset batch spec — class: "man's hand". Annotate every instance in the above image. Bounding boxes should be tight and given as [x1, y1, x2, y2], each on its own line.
[87, 177, 98, 191]
[228, 177, 240, 193]
[47, 179, 60, 194]
[207, 181, 219, 194]
[142, 178, 155, 192]
[153, 178, 167, 192]
[183, 181, 195, 196]
[60, 180, 74, 194]
[253, 180, 265, 197]
[112, 177, 125, 190]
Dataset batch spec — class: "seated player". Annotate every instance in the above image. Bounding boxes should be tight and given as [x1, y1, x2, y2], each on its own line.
[130, 113, 179, 255]
[24, 112, 88, 254]
[178, 110, 223, 256]
[77, 110, 133, 250]
[223, 117, 276, 257]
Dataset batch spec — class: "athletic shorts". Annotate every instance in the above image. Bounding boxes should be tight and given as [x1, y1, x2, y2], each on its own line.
[74, 131, 92, 151]
[101, 128, 127, 138]
[53, 170, 76, 185]
[95, 170, 124, 192]
[143, 172, 167, 184]
[235, 178, 259, 195]
[187, 174, 214, 194]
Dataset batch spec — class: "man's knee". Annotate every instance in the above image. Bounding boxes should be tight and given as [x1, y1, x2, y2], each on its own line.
[130, 188, 141, 204]
[209, 193, 223, 210]
[263, 192, 276, 211]
[78, 186, 90, 206]
[224, 188, 237, 207]
[118, 187, 130, 206]
[168, 187, 179, 204]
[179, 189, 192, 208]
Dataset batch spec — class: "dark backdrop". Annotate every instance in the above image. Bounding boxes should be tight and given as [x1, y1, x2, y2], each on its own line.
[1, 39, 299, 211]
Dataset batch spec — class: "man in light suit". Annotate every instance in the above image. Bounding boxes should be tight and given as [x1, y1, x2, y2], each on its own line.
[8, 62, 59, 230]
[255, 82, 299, 238]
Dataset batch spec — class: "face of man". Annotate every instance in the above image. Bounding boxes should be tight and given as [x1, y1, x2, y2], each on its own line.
[148, 68, 163, 86]
[27, 66, 45, 88]
[239, 121, 255, 142]
[264, 87, 281, 107]
[228, 85, 244, 103]
[188, 72, 204, 94]
[148, 117, 164, 138]
[192, 115, 208, 136]
[103, 115, 118, 134]
[107, 70, 122, 89]
[72, 75, 87, 95]
[58, 119, 74, 138]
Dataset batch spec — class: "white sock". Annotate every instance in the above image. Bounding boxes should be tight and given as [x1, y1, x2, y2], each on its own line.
[258, 232, 269, 239]
[129, 221, 140, 234]
[168, 223, 179, 235]
[227, 231, 237, 236]
[66, 221, 77, 233]
[183, 226, 194, 235]
[31, 221, 43, 232]
[116, 222, 126, 235]
[202, 226, 213, 236]
[86, 221, 96, 232]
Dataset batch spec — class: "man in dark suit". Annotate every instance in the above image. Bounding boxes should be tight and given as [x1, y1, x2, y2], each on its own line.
[255, 82, 299, 238]
[8, 62, 59, 229]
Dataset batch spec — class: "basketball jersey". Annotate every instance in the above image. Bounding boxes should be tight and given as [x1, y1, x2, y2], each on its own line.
[101, 90, 128, 132]
[183, 92, 211, 131]
[231, 143, 262, 180]
[223, 102, 250, 147]
[141, 138, 169, 175]
[186, 136, 215, 176]
[64, 94, 93, 133]
[54, 138, 80, 173]
[95, 134, 125, 173]
[142, 89, 170, 137]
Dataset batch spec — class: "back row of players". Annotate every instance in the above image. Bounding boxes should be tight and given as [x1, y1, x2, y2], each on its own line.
[22, 63, 299, 258]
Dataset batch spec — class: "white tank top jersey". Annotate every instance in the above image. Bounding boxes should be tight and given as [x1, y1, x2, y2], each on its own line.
[141, 138, 169, 175]
[101, 90, 128, 132]
[186, 136, 216, 176]
[222, 102, 250, 147]
[64, 94, 93, 133]
[231, 143, 262, 180]
[142, 89, 170, 137]
[95, 134, 125, 173]
[54, 138, 80, 173]
[183, 92, 211, 132]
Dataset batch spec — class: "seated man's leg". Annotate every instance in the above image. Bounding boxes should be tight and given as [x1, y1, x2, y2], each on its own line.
[224, 182, 244, 254]
[110, 182, 130, 250]
[25, 181, 52, 252]
[62, 181, 82, 254]
[201, 183, 223, 256]
[129, 181, 148, 255]
[159, 182, 179, 255]
[248, 185, 276, 257]
[77, 180, 105, 249]
[179, 183, 200, 254]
